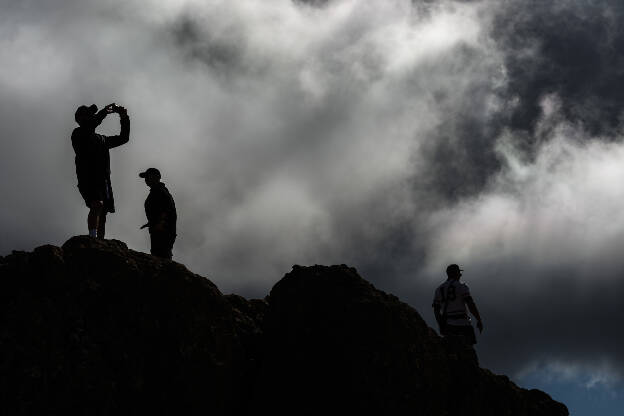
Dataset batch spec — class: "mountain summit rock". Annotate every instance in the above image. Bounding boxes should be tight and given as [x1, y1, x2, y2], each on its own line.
[0, 236, 567, 415]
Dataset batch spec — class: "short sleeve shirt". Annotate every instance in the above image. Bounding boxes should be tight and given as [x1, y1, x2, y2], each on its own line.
[433, 280, 472, 326]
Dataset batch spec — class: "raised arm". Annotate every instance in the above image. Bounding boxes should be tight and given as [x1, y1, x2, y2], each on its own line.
[104, 105, 130, 149]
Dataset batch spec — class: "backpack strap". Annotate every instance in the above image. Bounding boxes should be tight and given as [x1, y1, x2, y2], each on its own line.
[441, 281, 456, 324]
[439, 282, 451, 334]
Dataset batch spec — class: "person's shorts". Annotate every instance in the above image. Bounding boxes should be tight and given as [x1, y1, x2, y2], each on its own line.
[78, 180, 114, 212]
[150, 231, 176, 260]
[444, 324, 477, 345]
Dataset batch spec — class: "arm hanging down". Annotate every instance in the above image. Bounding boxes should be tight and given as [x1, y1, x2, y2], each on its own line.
[433, 303, 445, 334]
[466, 296, 483, 333]
[432, 288, 446, 334]
[104, 105, 130, 149]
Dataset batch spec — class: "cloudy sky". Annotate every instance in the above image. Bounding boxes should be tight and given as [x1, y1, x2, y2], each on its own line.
[2, 0, 624, 413]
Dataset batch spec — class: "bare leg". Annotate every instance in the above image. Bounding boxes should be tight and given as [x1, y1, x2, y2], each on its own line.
[97, 212, 107, 239]
[87, 201, 104, 236]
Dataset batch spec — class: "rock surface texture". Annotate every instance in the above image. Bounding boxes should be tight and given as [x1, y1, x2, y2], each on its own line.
[0, 237, 568, 415]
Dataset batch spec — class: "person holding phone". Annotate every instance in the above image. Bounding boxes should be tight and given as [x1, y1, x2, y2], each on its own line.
[71, 103, 130, 238]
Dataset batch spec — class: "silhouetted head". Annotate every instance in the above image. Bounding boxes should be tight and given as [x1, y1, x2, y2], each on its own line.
[139, 167, 161, 187]
[75, 104, 104, 129]
[446, 264, 463, 280]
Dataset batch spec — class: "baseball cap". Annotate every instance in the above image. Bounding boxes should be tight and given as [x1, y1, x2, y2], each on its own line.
[446, 264, 463, 273]
[139, 168, 161, 179]
[74, 104, 98, 123]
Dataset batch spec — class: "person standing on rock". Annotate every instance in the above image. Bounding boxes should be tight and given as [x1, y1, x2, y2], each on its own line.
[139, 168, 177, 260]
[432, 264, 483, 345]
[71, 103, 130, 239]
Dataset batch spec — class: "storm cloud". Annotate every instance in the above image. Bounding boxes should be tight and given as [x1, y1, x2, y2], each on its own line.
[2, 0, 624, 398]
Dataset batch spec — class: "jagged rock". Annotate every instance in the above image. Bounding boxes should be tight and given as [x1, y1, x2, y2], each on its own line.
[251, 264, 567, 415]
[224, 293, 268, 413]
[0, 237, 568, 415]
[0, 236, 248, 416]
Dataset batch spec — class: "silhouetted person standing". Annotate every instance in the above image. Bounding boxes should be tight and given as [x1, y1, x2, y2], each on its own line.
[71, 103, 130, 238]
[432, 264, 483, 345]
[139, 168, 177, 259]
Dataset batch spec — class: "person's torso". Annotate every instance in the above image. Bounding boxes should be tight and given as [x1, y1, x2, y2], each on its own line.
[436, 280, 471, 326]
[73, 129, 111, 180]
[145, 183, 177, 231]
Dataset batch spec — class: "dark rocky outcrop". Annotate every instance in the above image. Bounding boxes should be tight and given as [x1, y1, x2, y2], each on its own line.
[0, 236, 568, 415]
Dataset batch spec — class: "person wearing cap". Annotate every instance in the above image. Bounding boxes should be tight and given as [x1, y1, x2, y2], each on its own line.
[139, 168, 177, 259]
[71, 103, 130, 238]
[432, 264, 483, 345]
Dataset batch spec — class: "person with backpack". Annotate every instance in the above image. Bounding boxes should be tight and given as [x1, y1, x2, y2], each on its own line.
[71, 103, 130, 238]
[432, 264, 483, 345]
[139, 168, 177, 259]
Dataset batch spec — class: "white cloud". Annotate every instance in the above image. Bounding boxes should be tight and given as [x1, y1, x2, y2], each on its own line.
[425, 98, 624, 284]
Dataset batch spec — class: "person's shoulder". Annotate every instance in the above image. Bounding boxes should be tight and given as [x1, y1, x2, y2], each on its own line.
[152, 183, 170, 196]
[160, 183, 174, 196]
[71, 128, 90, 147]
[72, 128, 99, 141]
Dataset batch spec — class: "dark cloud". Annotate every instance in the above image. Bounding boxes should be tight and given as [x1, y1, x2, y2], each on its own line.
[413, 0, 624, 204]
[2, 0, 624, 396]
[411, 44, 507, 203]
[170, 15, 251, 78]
[493, 0, 624, 136]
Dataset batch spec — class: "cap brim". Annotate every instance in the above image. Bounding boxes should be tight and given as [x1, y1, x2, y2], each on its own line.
[139, 172, 147, 178]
